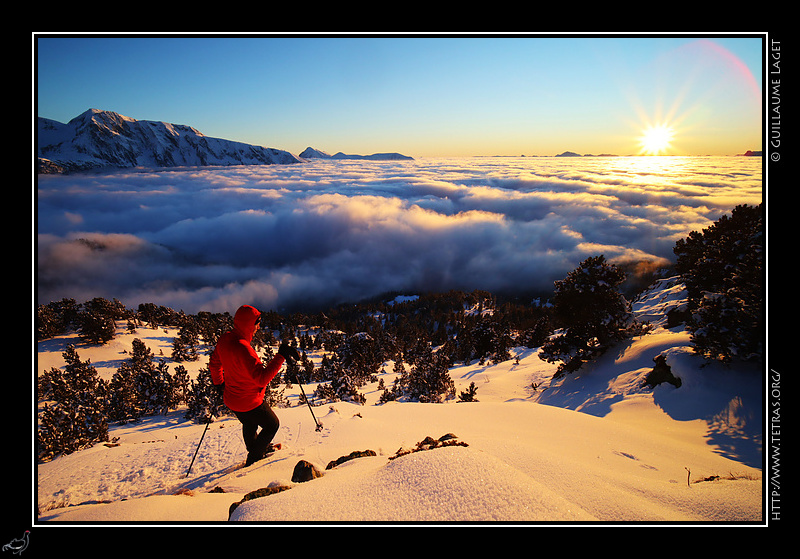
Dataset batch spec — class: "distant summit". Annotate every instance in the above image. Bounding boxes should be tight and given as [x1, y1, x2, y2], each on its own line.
[555, 151, 619, 157]
[299, 147, 333, 159]
[300, 146, 413, 161]
[37, 109, 301, 173]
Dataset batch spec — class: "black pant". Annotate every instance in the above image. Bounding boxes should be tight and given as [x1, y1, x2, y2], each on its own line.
[233, 401, 280, 466]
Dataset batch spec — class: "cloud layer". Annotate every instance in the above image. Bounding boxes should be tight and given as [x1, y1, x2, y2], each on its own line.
[36, 157, 762, 314]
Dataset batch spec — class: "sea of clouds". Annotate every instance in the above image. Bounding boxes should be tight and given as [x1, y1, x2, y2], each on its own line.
[36, 156, 763, 314]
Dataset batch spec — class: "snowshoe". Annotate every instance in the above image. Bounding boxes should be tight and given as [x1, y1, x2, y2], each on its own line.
[244, 443, 282, 467]
[265, 442, 282, 455]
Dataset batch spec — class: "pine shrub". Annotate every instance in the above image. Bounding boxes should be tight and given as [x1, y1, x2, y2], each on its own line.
[674, 203, 763, 363]
[458, 381, 479, 402]
[184, 367, 228, 423]
[37, 345, 109, 461]
[396, 345, 455, 403]
[539, 255, 639, 376]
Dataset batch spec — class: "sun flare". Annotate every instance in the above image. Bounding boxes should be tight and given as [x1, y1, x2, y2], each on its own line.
[639, 124, 675, 155]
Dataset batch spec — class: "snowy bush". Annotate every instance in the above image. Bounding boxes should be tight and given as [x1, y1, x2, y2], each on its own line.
[446, 317, 513, 365]
[539, 255, 641, 376]
[37, 345, 109, 461]
[674, 204, 763, 363]
[313, 353, 367, 405]
[77, 297, 129, 344]
[312, 333, 386, 404]
[184, 367, 229, 423]
[106, 339, 178, 423]
[394, 345, 455, 403]
[106, 360, 140, 424]
[336, 332, 384, 383]
[171, 326, 199, 362]
[314, 373, 367, 405]
[458, 381, 479, 402]
[518, 316, 552, 349]
[36, 298, 81, 340]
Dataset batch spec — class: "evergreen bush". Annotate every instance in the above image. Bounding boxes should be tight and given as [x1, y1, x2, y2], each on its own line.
[539, 255, 640, 376]
[674, 203, 764, 363]
[37, 345, 109, 461]
[184, 367, 228, 423]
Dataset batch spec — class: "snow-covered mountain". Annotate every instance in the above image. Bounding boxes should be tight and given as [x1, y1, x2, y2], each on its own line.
[299, 146, 413, 161]
[36, 109, 302, 173]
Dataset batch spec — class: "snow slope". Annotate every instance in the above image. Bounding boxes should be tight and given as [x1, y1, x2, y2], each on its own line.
[35, 279, 763, 524]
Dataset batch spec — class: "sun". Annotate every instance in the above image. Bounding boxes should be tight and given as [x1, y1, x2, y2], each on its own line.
[639, 124, 675, 155]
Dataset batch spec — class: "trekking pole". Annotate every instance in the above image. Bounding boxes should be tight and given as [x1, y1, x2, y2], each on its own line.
[295, 376, 323, 432]
[185, 418, 211, 477]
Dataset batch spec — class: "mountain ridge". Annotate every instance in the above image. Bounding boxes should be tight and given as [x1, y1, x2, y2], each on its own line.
[299, 146, 413, 161]
[37, 109, 302, 173]
[37, 109, 415, 174]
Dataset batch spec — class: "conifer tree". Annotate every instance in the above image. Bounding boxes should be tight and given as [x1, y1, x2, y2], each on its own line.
[313, 352, 368, 404]
[136, 358, 174, 416]
[77, 298, 118, 344]
[171, 325, 199, 362]
[107, 338, 176, 422]
[37, 298, 81, 340]
[539, 255, 639, 376]
[37, 345, 109, 461]
[674, 203, 764, 363]
[185, 367, 228, 423]
[396, 344, 455, 403]
[107, 360, 141, 423]
[300, 351, 315, 383]
[170, 364, 191, 407]
[470, 318, 513, 364]
[458, 381, 479, 402]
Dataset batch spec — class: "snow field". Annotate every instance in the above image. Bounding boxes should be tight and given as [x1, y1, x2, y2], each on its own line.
[35, 280, 764, 524]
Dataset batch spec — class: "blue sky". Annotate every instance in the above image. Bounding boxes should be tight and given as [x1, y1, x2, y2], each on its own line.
[35, 34, 764, 157]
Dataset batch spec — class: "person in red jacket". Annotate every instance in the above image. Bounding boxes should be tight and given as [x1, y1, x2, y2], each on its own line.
[209, 304, 300, 466]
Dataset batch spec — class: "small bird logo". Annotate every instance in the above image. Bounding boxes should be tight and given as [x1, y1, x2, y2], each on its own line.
[2, 531, 29, 556]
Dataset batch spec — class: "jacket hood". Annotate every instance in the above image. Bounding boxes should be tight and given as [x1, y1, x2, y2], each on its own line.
[233, 305, 261, 341]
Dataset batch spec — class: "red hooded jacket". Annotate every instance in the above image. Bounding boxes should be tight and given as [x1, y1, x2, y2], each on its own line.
[209, 305, 285, 413]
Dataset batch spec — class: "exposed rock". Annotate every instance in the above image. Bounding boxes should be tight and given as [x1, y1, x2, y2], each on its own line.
[228, 485, 292, 519]
[37, 158, 68, 174]
[643, 354, 682, 388]
[291, 459, 324, 483]
[389, 434, 468, 460]
[325, 450, 377, 470]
